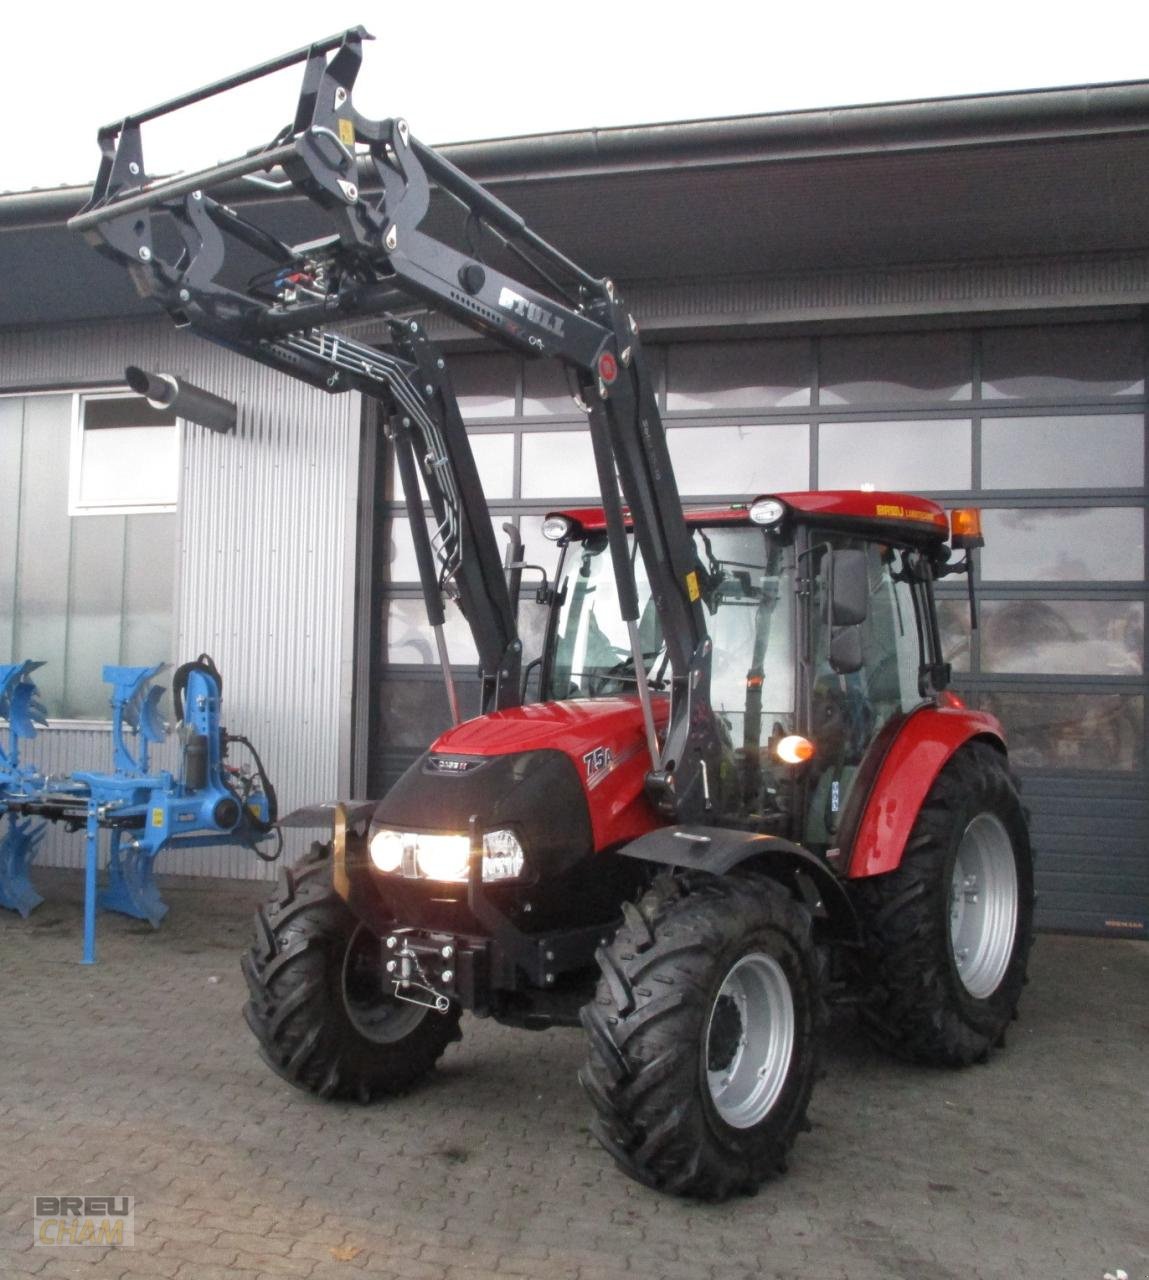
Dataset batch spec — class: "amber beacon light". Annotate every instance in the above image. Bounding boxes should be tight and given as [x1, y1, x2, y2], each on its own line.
[949, 507, 985, 549]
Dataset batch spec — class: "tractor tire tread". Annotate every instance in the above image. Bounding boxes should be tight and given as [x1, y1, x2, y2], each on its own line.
[852, 742, 1034, 1067]
[580, 872, 820, 1201]
[242, 841, 461, 1102]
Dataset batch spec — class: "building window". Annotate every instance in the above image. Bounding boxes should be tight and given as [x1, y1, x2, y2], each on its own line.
[1, 391, 178, 720]
[69, 392, 179, 515]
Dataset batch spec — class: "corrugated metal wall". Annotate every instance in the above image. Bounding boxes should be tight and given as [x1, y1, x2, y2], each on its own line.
[1, 316, 360, 879]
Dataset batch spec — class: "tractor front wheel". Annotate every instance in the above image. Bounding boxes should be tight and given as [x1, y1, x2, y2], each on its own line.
[580, 872, 821, 1200]
[854, 742, 1034, 1066]
[242, 842, 461, 1101]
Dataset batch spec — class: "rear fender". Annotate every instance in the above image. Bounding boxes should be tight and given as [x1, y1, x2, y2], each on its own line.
[618, 825, 859, 944]
[844, 706, 1006, 879]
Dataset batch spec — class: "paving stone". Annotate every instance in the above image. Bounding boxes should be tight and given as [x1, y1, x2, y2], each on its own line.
[0, 870, 1145, 1280]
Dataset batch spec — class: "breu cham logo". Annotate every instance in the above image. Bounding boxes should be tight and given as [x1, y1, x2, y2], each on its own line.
[34, 1196, 135, 1247]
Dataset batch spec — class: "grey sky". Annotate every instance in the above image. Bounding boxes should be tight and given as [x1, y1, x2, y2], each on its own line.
[6, 0, 1149, 193]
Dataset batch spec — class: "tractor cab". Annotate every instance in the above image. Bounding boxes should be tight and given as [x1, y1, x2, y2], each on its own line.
[537, 491, 964, 857]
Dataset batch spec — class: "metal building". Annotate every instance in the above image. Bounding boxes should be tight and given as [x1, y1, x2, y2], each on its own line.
[1, 81, 1146, 933]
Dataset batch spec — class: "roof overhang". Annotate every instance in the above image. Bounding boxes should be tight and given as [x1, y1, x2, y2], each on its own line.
[4, 79, 1149, 331]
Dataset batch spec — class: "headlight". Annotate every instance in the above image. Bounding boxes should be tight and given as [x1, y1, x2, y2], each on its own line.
[367, 827, 526, 882]
[542, 514, 573, 541]
[368, 828, 404, 872]
[749, 496, 786, 527]
[416, 834, 472, 882]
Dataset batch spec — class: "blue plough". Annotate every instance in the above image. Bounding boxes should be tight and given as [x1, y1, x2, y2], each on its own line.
[0, 655, 278, 962]
[0, 661, 50, 917]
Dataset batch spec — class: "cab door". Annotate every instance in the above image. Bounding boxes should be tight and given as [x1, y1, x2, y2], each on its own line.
[801, 534, 931, 851]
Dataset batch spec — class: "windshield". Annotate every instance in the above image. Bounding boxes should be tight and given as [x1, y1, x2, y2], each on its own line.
[549, 527, 796, 743]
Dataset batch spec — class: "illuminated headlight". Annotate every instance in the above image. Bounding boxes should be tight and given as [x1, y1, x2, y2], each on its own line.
[368, 828, 405, 873]
[368, 827, 525, 882]
[416, 834, 472, 882]
[749, 497, 786, 527]
[542, 514, 573, 541]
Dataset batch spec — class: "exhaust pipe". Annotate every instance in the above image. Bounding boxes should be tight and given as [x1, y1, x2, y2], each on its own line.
[125, 366, 237, 434]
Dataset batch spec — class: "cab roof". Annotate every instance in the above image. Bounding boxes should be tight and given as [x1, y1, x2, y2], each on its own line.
[551, 491, 952, 546]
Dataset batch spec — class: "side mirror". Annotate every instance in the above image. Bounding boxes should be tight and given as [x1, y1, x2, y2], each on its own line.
[829, 624, 863, 675]
[829, 549, 868, 627]
[503, 522, 524, 621]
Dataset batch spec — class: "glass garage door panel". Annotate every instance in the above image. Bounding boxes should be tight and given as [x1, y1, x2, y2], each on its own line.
[667, 423, 809, 496]
[521, 431, 600, 499]
[447, 354, 517, 417]
[666, 338, 811, 411]
[819, 331, 973, 406]
[385, 597, 478, 666]
[981, 323, 1145, 401]
[980, 508, 1144, 582]
[389, 433, 516, 503]
[978, 691, 1144, 773]
[385, 514, 513, 584]
[818, 419, 972, 491]
[979, 600, 1143, 676]
[981, 414, 1144, 490]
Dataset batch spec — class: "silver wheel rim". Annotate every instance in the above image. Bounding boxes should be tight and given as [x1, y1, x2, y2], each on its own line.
[341, 925, 427, 1044]
[949, 813, 1019, 999]
[704, 952, 795, 1129]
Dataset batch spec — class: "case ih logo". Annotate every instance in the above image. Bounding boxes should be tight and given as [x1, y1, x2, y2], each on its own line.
[426, 756, 482, 774]
[582, 745, 614, 788]
[496, 286, 565, 337]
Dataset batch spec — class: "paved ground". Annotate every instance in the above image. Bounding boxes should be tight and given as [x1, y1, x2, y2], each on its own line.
[0, 867, 1145, 1280]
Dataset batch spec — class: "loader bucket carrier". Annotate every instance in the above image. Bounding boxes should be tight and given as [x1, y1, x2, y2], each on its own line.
[69, 24, 707, 771]
[71, 28, 1035, 1201]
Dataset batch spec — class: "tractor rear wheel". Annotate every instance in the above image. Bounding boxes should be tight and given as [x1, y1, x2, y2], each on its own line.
[854, 742, 1034, 1066]
[580, 872, 821, 1200]
[242, 842, 461, 1101]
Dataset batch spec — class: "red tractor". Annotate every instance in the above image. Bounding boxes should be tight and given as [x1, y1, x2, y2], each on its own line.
[73, 28, 1033, 1200]
[243, 492, 1032, 1198]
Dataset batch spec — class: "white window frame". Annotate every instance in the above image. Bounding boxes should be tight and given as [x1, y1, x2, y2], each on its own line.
[67, 388, 181, 517]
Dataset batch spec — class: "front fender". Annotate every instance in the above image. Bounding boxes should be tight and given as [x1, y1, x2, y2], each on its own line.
[276, 799, 377, 905]
[844, 705, 1006, 879]
[618, 825, 859, 943]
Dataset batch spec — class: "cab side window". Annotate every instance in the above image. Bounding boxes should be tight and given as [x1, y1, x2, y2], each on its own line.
[805, 537, 927, 848]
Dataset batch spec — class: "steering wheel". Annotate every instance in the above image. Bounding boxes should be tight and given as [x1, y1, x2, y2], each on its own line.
[588, 649, 636, 696]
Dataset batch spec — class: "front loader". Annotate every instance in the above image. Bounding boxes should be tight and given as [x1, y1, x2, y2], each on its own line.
[71, 27, 1034, 1200]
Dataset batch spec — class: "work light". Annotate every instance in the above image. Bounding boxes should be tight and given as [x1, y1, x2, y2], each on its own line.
[749, 497, 786, 527]
[542, 515, 573, 541]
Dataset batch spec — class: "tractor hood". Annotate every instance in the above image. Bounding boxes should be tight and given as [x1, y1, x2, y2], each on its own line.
[430, 695, 669, 761]
[377, 696, 669, 855]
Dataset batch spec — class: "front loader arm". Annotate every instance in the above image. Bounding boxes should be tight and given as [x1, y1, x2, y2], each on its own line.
[68, 25, 720, 821]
